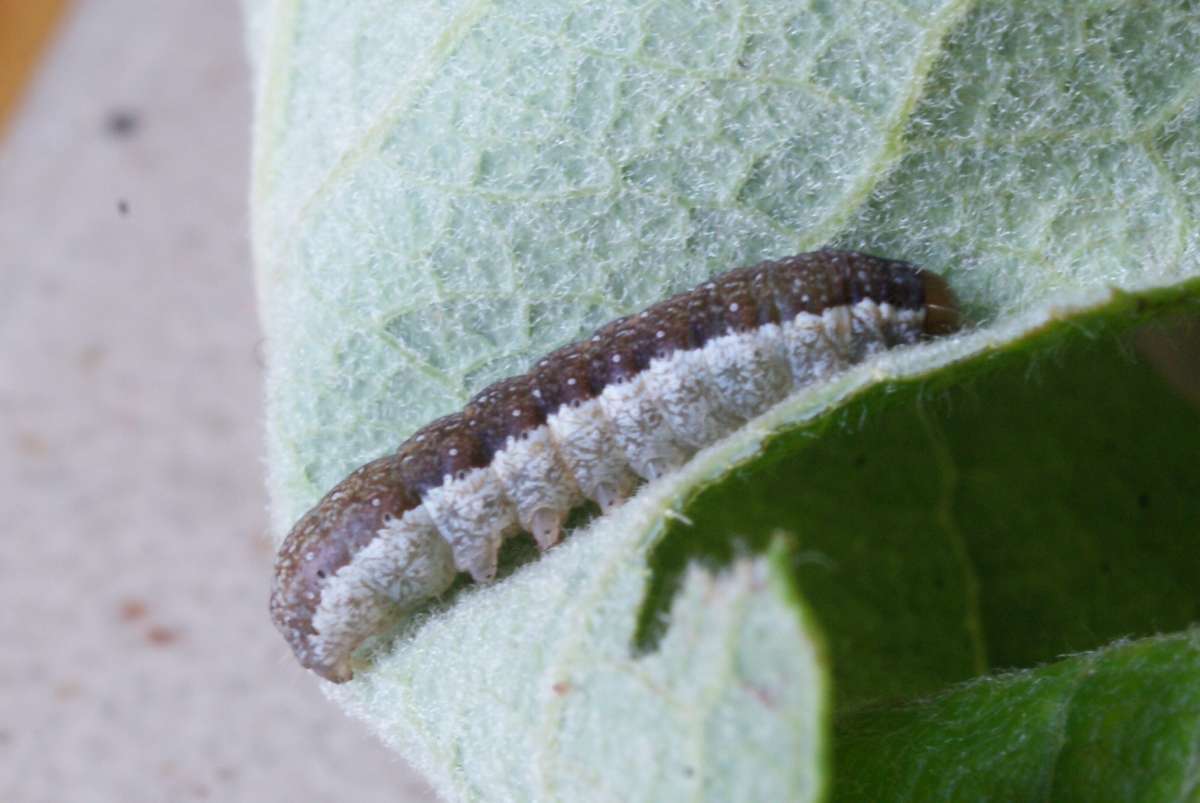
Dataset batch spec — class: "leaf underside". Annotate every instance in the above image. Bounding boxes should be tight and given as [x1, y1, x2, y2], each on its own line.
[249, 0, 1200, 799]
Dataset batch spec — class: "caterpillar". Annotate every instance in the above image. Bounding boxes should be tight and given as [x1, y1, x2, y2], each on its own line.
[271, 250, 961, 682]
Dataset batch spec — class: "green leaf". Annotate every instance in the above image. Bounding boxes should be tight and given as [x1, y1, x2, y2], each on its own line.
[249, 0, 1200, 799]
[836, 632, 1200, 802]
[640, 302, 1200, 714]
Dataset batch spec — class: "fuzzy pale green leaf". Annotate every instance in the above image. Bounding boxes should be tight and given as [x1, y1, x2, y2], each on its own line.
[333, 540, 830, 802]
[249, 0, 1200, 800]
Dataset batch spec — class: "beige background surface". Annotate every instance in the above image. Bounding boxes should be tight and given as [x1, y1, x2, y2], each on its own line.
[0, 2, 438, 801]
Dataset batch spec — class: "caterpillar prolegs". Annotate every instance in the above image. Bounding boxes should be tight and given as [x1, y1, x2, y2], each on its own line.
[271, 250, 961, 682]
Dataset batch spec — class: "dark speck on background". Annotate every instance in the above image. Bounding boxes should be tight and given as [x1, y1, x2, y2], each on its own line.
[16, 431, 49, 457]
[118, 599, 148, 622]
[104, 108, 140, 138]
[117, 198, 130, 215]
[146, 624, 180, 646]
[79, 344, 106, 371]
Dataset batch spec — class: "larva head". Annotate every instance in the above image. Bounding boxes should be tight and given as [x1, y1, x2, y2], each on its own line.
[919, 270, 962, 335]
[270, 454, 422, 682]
